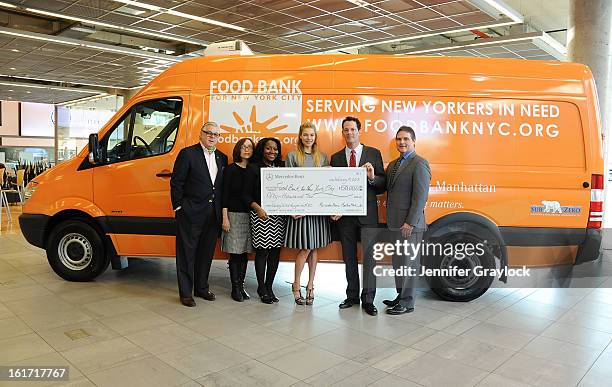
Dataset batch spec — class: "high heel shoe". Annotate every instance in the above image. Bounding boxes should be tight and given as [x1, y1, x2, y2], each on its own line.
[257, 286, 273, 304]
[266, 284, 279, 303]
[306, 286, 314, 305]
[292, 283, 305, 306]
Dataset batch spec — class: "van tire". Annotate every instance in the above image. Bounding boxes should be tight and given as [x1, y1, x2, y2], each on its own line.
[424, 232, 495, 302]
[46, 219, 109, 281]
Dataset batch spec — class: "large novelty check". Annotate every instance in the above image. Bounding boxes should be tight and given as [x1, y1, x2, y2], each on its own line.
[260, 167, 367, 216]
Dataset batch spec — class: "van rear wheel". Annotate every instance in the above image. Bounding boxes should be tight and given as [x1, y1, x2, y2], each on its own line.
[46, 219, 109, 281]
[425, 233, 495, 302]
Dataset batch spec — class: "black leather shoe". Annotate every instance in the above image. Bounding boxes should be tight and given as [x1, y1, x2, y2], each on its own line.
[362, 303, 378, 316]
[269, 291, 279, 303]
[386, 304, 414, 315]
[383, 295, 400, 307]
[194, 291, 216, 301]
[180, 297, 196, 307]
[260, 294, 274, 304]
[339, 299, 359, 309]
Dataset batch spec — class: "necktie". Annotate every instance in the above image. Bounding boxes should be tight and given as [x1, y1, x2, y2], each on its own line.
[390, 157, 402, 182]
[349, 150, 356, 167]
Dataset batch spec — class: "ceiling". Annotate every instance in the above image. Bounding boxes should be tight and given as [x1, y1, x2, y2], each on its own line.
[0, 0, 569, 104]
[7, 0, 509, 53]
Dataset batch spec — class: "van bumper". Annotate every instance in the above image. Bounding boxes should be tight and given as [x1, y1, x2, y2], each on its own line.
[575, 228, 602, 264]
[500, 227, 602, 265]
[19, 214, 50, 249]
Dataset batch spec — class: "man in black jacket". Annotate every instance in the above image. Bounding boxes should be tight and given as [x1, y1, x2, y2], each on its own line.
[170, 122, 228, 307]
[330, 116, 386, 316]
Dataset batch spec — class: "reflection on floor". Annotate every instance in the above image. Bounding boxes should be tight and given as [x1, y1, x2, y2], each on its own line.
[1, 204, 612, 386]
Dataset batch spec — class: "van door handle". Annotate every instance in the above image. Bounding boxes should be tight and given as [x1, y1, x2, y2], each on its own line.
[156, 171, 172, 178]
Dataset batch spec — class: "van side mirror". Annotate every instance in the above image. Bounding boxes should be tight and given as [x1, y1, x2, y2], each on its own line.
[88, 133, 101, 164]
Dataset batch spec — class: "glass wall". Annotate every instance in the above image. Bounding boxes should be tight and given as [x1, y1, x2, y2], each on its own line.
[0, 147, 54, 170]
[56, 95, 124, 163]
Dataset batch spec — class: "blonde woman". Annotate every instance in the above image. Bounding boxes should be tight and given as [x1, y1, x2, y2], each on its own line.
[285, 121, 331, 305]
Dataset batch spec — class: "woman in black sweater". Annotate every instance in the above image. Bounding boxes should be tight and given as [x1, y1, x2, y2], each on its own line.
[243, 137, 286, 304]
[221, 138, 255, 302]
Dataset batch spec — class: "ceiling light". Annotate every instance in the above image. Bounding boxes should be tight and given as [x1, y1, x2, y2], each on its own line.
[0, 26, 182, 63]
[0, 81, 103, 94]
[58, 93, 110, 106]
[0, 2, 17, 8]
[539, 33, 567, 56]
[80, 41, 181, 62]
[11, 49, 19, 52]
[111, 0, 246, 32]
[116, 5, 147, 16]
[346, 0, 370, 7]
[0, 27, 80, 46]
[468, 0, 523, 23]
[9, 67, 16, 70]
[112, 0, 160, 11]
[20, 7, 208, 46]
[70, 26, 96, 34]
[0, 74, 129, 90]
[0, 81, 46, 89]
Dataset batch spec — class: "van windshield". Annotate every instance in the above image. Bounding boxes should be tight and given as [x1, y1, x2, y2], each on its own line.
[104, 97, 182, 163]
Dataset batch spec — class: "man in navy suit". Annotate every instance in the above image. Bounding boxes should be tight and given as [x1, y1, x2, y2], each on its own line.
[170, 122, 227, 307]
[330, 116, 386, 316]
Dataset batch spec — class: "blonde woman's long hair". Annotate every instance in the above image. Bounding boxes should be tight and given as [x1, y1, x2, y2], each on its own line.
[295, 121, 323, 167]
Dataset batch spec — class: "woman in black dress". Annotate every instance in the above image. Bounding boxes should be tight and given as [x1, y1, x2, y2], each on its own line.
[221, 138, 255, 302]
[243, 138, 286, 304]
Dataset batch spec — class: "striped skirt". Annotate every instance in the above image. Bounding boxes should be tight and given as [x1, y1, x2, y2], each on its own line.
[284, 215, 331, 249]
[221, 212, 254, 254]
[250, 211, 287, 249]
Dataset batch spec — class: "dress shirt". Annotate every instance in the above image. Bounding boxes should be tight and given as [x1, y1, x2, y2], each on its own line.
[201, 143, 218, 184]
[344, 143, 363, 166]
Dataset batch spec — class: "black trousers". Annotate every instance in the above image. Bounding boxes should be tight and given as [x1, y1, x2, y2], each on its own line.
[175, 205, 220, 298]
[337, 217, 377, 303]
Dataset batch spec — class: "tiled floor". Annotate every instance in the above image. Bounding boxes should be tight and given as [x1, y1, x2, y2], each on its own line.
[1, 205, 612, 386]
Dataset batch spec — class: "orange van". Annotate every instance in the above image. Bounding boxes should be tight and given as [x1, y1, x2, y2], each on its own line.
[19, 54, 603, 301]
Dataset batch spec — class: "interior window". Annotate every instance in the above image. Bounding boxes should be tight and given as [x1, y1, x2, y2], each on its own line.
[101, 97, 182, 164]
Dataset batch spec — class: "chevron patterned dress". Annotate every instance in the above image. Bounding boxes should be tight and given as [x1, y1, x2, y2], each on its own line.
[250, 211, 287, 249]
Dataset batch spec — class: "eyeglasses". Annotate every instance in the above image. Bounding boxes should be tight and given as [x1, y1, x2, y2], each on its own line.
[240, 145, 253, 150]
[202, 130, 220, 138]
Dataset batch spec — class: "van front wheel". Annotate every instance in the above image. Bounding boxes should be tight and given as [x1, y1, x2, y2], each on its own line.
[46, 220, 109, 281]
[425, 233, 495, 302]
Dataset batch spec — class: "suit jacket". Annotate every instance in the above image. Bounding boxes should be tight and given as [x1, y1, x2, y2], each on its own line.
[330, 145, 386, 225]
[386, 152, 431, 230]
[170, 144, 228, 224]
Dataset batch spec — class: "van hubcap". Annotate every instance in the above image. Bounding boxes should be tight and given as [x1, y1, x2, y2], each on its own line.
[440, 254, 480, 289]
[58, 233, 93, 271]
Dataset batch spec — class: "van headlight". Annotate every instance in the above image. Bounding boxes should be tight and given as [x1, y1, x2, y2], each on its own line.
[24, 181, 39, 201]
